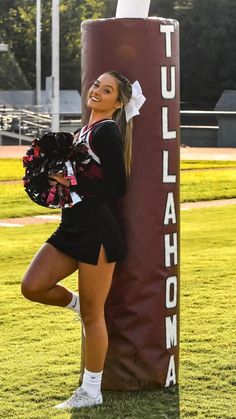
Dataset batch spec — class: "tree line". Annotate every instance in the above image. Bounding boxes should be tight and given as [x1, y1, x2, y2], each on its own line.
[1, 0, 236, 108]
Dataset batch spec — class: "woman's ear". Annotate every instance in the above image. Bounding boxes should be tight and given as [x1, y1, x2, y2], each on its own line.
[115, 100, 123, 110]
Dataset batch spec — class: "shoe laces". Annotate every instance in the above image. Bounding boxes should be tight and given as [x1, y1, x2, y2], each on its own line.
[70, 387, 89, 403]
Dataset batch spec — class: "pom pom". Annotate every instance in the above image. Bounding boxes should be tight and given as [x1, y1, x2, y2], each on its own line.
[22, 130, 92, 208]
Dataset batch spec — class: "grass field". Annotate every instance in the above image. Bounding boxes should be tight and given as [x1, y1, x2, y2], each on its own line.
[2, 172, 236, 219]
[180, 168, 236, 202]
[0, 157, 235, 417]
[1, 159, 236, 219]
[1, 158, 236, 181]
[181, 160, 236, 170]
[0, 158, 25, 181]
[0, 158, 60, 218]
[0, 182, 59, 219]
[1, 205, 235, 418]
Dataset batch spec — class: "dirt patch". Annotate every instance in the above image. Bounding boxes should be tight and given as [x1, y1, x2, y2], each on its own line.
[2, 145, 236, 160]
[0, 215, 60, 227]
[180, 146, 236, 161]
[181, 198, 236, 210]
[1, 199, 236, 227]
[0, 146, 28, 158]
[0, 180, 21, 184]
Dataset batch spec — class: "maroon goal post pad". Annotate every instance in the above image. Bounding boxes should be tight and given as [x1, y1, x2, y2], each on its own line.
[80, 17, 180, 390]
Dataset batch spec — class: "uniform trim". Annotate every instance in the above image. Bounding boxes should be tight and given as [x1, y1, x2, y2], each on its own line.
[75, 119, 118, 165]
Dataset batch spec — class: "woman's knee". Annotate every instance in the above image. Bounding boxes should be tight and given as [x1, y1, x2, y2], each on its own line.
[80, 304, 104, 327]
[21, 274, 44, 301]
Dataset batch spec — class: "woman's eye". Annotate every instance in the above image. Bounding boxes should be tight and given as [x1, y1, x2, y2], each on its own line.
[104, 89, 111, 94]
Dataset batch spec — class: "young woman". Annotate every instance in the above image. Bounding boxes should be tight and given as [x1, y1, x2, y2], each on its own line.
[21, 71, 145, 410]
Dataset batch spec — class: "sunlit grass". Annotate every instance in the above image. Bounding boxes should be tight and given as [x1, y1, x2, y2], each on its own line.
[0, 206, 235, 418]
[1, 158, 236, 182]
[181, 168, 236, 202]
[1, 165, 236, 218]
[0, 182, 59, 218]
[181, 160, 236, 170]
[0, 158, 24, 180]
[1, 159, 236, 219]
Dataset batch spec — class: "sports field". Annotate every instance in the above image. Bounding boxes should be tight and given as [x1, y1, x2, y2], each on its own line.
[0, 158, 235, 418]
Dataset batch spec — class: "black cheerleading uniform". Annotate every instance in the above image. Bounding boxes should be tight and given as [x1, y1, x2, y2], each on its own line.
[46, 119, 127, 265]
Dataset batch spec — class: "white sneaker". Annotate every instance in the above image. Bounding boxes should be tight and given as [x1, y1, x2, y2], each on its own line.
[53, 387, 103, 409]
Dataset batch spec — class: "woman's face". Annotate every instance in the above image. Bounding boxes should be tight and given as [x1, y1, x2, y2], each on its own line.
[87, 73, 122, 115]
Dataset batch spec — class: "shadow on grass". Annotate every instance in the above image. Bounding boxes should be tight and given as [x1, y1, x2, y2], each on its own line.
[70, 386, 180, 419]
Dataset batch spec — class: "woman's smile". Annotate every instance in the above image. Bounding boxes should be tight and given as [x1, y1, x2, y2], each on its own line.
[90, 96, 100, 102]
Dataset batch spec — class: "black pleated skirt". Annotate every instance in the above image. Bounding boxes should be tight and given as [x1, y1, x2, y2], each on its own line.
[46, 197, 126, 265]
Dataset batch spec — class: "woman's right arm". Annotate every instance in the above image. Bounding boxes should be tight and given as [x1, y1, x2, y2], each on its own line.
[70, 123, 127, 199]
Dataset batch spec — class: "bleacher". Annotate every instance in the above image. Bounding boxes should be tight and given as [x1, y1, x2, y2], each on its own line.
[0, 107, 81, 145]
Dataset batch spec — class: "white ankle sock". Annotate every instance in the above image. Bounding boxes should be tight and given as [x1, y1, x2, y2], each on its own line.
[81, 368, 103, 398]
[65, 292, 80, 314]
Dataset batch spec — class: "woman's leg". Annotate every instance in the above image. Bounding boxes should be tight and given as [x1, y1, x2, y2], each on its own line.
[21, 243, 79, 307]
[54, 244, 114, 409]
[78, 244, 116, 372]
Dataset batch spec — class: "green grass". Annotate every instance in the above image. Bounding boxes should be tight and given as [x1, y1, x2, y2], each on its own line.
[181, 160, 236, 170]
[0, 158, 60, 218]
[1, 158, 236, 182]
[0, 182, 59, 218]
[0, 158, 24, 180]
[1, 159, 236, 219]
[180, 206, 236, 418]
[0, 206, 235, 418]
[1, 172, 235, 218]
[181, 168, 236, 202]
[1, 159, 236, 218]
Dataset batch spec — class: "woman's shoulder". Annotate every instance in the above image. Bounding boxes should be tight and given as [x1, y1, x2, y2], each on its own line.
[92, 120, 121, 146]
[93, 119, 120, 136]
[92, 121, 123, 155]
[74, 120, 120, 139]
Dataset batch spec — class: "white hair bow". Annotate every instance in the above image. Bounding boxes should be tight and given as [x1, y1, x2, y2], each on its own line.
[124, 80, 146, 122]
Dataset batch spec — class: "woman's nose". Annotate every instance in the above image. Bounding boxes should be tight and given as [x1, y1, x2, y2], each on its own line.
[93, 86, 101, 95]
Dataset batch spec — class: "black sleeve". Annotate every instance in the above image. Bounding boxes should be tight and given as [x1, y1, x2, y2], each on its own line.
[70, 122, 127, 199]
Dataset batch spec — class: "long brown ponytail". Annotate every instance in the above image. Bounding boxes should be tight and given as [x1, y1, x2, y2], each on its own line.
[107, 71, 133, 177]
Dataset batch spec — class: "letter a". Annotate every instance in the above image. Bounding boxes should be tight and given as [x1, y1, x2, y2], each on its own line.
[164, 192, 176, 225]
[165, 355, 176, 387]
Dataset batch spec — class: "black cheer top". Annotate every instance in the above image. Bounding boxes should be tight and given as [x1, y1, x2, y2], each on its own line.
[69, 119, 127, 200]
[46, 119, 127, 265]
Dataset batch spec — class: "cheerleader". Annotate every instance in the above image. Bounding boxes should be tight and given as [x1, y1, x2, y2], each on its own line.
[21, 71, 145, 409]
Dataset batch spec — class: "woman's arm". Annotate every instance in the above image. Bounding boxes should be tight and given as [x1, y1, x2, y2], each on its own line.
[49, 174, 70, 187]
[70, 123, 127, 199]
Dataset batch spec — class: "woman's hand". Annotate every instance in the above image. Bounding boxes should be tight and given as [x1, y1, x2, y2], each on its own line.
[49, 174, 70, 187]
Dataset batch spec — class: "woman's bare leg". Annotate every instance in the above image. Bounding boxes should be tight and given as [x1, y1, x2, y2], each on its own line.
[78, 245, 116, 372]
[21, 243, 79, 307]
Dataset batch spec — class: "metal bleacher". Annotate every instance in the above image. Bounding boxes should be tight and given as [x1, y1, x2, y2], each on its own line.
[0, 107, 51, 145]
[0, 107, 82, 145]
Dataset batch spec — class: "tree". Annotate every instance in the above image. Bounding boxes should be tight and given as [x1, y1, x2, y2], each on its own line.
[0, 1, 33, 88]
[1, 0, 236, 108]
[1, 1, 43, 89]
[59, 0, 105, 90]
[104, 0, 117, 17]
[0, 0, 106, 91]
[149, 0, 175, 17]
[151, 0, 236, 106]
[176, 0, 236, 106]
